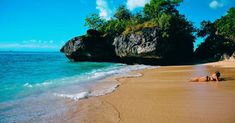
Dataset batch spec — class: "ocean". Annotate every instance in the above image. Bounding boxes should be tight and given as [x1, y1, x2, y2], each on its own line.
[0, 52, 155, 122]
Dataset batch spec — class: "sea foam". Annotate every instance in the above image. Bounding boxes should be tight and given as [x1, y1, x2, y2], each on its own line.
[53, 92, 90, 101]
[23, 81, 52, 88]
[23, 83, 33, 88]
[53, 84, 119, 101]
[23, 65, 158, 89]
[53, 65, 158, 101]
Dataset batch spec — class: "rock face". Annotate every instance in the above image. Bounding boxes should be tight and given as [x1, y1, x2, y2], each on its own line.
[60, 29, 117, 62]
[113, 27, 162, 59]
[60, 27, 184, 64]
[230, 52, 235, 61]
[223, 52, 235, 61]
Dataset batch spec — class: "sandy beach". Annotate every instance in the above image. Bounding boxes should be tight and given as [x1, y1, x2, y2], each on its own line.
[68, 61, 235, 123]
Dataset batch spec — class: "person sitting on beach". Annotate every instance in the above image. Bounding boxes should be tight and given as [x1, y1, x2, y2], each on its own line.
[190, 71, 221, 82]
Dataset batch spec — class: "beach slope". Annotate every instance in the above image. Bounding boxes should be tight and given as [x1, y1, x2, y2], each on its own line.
[71, 61, 235, 123]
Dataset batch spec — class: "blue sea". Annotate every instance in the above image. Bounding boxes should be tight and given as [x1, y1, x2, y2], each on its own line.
[0, 52, 155, 122]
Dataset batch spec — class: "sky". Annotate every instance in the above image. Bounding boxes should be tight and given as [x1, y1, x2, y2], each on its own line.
[0, 0, 234, 52]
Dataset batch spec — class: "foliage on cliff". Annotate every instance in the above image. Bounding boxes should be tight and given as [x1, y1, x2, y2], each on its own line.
[85, 0, 195, 59]
[216, 7, 235, 41]
[195, 7, 235, 59]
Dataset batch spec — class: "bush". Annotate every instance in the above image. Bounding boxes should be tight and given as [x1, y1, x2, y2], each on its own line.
[122, 21, 157, 35]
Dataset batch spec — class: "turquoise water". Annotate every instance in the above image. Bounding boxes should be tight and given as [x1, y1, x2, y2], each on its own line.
[0, 52, 118, 102]
[0, 52, 155, 122]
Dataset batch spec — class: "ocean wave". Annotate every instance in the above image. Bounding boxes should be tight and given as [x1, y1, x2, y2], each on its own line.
[124, 73, 143, 78]
[23, 83, 33, 88]
[53, 91, 90, 101]
[52, 65, 158, 101]
[23, 64, 159, 95]
[88, 65, 158, 80]
[90, 84, 119, 97]
[53, 84, 119, 101]
[23, 81, 52, 88]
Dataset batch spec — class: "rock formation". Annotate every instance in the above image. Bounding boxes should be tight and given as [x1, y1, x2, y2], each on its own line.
[61, 27, 167, 64]
[60, 29, 117, 62]
[113, 27, 162, 59]
[61, 27, 192, 64]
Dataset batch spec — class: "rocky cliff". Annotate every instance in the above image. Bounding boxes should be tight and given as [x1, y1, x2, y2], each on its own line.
[60, 27, 188, 64]
[113, 27, 162, 59]
[60, 29, 117, 62]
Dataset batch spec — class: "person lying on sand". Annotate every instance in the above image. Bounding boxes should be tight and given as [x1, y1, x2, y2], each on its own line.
[190, 71, 221, 82]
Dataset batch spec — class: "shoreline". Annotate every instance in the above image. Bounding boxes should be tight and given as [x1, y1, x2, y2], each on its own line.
[66, 61, 235, 123]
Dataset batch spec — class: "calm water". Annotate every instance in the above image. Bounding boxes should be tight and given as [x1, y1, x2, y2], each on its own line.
[0, 52, 154, 122]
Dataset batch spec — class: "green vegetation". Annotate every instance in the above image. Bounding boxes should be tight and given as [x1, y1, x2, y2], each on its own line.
[143, 0, 195, 58]
[84, 0, 234, 60]
[195, 7, 235, 59]
[84, 0, 195, 59]
[114, 5, 132, 20]
[216, 8, 235, 41]
[144, 0, 181, 19]
[122, 21, 157, 35]
[85, 13, 105, 30]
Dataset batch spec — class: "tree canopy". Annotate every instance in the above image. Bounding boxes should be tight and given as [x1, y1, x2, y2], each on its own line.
[144, 0, 181, 19]
[85, 13, 105, 30]
[114, 5, 132, 20]
[195, 7, 235, 59]
[216, 7, 235, 41]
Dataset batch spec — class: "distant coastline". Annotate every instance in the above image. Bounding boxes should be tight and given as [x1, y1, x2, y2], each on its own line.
[0, 50, 60, 53]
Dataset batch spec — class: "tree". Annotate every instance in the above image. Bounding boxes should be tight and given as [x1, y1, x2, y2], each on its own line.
[157, 13, 172, 37]
[102, 20, 128, 37]
[197, 21, 216, 37]
[144, 0, 195, 59]
[114, 5, 132, 20]
[132, 12, 144, 24]
[195, 8, 235, 59]
[85, 13, 105, 30]
[159, 14, 195, 59]
[216, 7, 235, 41]
[195, 35, 235, 59]
[144, 0, 182, 20]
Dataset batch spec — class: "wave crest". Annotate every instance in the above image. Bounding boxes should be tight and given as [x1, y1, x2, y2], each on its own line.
[53, 92, 90, 101]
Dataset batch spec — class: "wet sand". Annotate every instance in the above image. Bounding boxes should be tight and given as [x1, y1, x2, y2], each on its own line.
[68, 61, 235, 123]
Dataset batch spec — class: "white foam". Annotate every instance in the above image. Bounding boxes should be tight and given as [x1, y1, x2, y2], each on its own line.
[53, 83, 119, 101]
[23, 65, 158, 89]
[23, 83, 33, 88]
[36, 81, 52, 86]
[123, 73, 143, 78]
[90, 84, 119, 97]
[25, 64, 159, 102]
[88, 65, 158, 80]
[23, 81, 52, 88]
[53, 91, 90, 101]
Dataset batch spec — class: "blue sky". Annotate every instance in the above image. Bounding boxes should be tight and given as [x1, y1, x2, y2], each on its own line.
[0, 0, 234, 52]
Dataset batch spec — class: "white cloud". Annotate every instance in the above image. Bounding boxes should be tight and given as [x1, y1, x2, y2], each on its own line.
[96, 0, 113, 20]
[126, 0, 150, 10]
[209, 0, 224, 9]
[0, 40, 59, 49]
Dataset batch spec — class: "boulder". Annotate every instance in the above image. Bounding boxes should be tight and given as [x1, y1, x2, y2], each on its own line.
[60, 30, 117, 62]
[222, 53, 230, 61]
[113, 27, 162, 59]
[229, 52, 235, 61]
